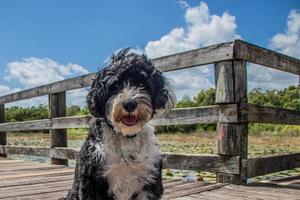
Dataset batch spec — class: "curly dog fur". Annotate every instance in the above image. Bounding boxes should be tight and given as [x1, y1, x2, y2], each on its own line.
[63, 49, 176, 200]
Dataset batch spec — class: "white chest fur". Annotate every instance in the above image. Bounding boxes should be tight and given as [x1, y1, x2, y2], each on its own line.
[102, 124, 161, 200]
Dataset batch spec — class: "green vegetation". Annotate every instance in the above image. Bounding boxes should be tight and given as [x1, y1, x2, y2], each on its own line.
[170, 85, 300, 136]
[4, 85, 300, 136]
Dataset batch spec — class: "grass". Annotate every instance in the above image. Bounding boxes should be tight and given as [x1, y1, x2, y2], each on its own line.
[6, 130, 300, 182]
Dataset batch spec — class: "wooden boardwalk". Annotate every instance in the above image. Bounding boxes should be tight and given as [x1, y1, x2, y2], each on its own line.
[0, 159, 299, 200]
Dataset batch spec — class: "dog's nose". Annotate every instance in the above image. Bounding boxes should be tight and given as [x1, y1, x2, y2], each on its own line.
[123, 100, 138, 112]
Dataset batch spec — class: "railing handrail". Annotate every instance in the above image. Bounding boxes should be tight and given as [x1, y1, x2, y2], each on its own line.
[0, 39, 300, 185]
[1, 40, 300, 105]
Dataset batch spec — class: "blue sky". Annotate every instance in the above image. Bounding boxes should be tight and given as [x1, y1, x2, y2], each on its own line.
[0, 0, 299, 106]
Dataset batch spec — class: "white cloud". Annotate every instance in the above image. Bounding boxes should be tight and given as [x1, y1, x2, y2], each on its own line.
[145, 1, 240, 58]
[0, 85, 20, 96]
[270, 9, 300, 58]
[3, 57, 89, 107]
[144, 1, 240, 100]
[248, 9, 300, 91]
[66, 88, 89, 107]
[5, 57, 88, 88]
[165, 65, 214, 100]
[247, 64, 298, 91]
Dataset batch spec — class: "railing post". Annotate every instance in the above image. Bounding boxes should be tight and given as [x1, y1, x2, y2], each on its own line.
[0, 104, 7, 158]
[215, 60, 248, 184]
[49, 92, 68, 166]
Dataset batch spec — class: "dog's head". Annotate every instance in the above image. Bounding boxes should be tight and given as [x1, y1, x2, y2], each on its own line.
[87, 49, 176, 137]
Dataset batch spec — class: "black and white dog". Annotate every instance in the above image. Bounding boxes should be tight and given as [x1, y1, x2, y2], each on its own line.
[65, 49, 176, 200]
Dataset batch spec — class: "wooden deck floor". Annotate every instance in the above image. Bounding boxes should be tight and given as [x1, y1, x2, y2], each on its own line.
[0, 159, 299, 200]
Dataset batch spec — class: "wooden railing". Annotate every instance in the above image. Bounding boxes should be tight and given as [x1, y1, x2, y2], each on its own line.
[0, 40, 300, 185]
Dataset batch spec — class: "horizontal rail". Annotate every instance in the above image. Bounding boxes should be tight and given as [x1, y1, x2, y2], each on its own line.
[0, 42, 234, 104]
[162, 153, 239, 174]
[2, 103, 300, 132]
[0, 145, 240, 174]
[0, 105, 238, 132]
[244, 153, 300, 178]
[234, 40, 300, 75]
[0, 73, 95, 104]
[246, 104, 300, 125]
[1, 40, 300, 105]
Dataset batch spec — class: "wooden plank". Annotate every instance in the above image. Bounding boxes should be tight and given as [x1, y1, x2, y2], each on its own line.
[214, 61, 234, 103]
[0, 42, 234, 104]
[0, 104, 6, 158]
[2, 191, 67, 200]
[0, 105, 239, 132]
[234, 40, 300, 75]
[0, 73, 95, 104]
[214, 60, 248, 185]
[244, 153, 300, 178]
[162, 183, 226, 199]
[0, 146, 79, 160]
[0, 180, 71, 198]
[0, 175, 73, 187]
[49, 92, 68, 166]
[0, 146, 239, 173]
[51, 115, 91, 129]
[153, 104, 238, 126]
[247, 104, 300, 125]
[162, 153, 240, 174]
[0, 168, 74, 180]
[153, 41, 234, 72]
[0, 119, 51, 132]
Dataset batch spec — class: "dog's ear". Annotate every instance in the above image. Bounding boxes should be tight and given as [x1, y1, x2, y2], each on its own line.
[150, 70, 176, 116]
[87, 70, 107, 118]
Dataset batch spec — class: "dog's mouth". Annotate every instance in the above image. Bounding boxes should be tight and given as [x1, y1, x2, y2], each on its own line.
[121, 116, 138, 126]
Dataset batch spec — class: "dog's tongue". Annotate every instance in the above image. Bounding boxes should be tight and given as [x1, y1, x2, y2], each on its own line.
[122, 116, 137, 126]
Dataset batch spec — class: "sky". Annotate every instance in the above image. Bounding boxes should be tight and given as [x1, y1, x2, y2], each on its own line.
[0, 0, 299, 107]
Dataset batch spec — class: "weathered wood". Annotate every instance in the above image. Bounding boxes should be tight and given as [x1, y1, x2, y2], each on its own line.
[214, 61, 234, 103]
[153, 104, 239, 126]
[51, 115, 91, 129]
[0, 42, 234, 104]
[0, 105, 239, 132]
[247, 104, 300, 125]
[0, 73, 95, 104]
[0, 104, 6, 158]
[0, 145, 239, 173]
[162, 153, 240, 174]
[215, 60, 248, 185]
[244, 153, 300, 178]
[49, 92, 68, 166]
[234, 40, 300, 75]
[0, 145, 79, 160]
[0, 119, 52, 132]
[153, 41, 234, 72]
[1, 159, 300, 199]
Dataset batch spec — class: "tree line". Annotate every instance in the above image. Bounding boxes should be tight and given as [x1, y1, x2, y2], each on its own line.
[4, 85, 300, 135]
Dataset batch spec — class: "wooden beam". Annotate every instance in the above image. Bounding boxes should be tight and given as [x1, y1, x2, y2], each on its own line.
[0, 42, 234, 104]
[162, 153, 240, 174]
[247, 104, 300, 125]
[153, 104, 238, 126]
[0, 145, 79, 160]
[0, 119, 51, 132]
[244, 153, 300, 178]
[0, 73, 94, 104]
[49, 92, 68, 166]
[0, 104, 6, 158]
[214, 60, 248, 185]
[0, 145, 240, 174]
[153, 41, 234, 72]
[234, 40, 300, 75]
[0, 105, 239, 132]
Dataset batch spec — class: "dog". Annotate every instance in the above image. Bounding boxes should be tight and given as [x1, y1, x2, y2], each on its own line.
[64, 49, 176, 200]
